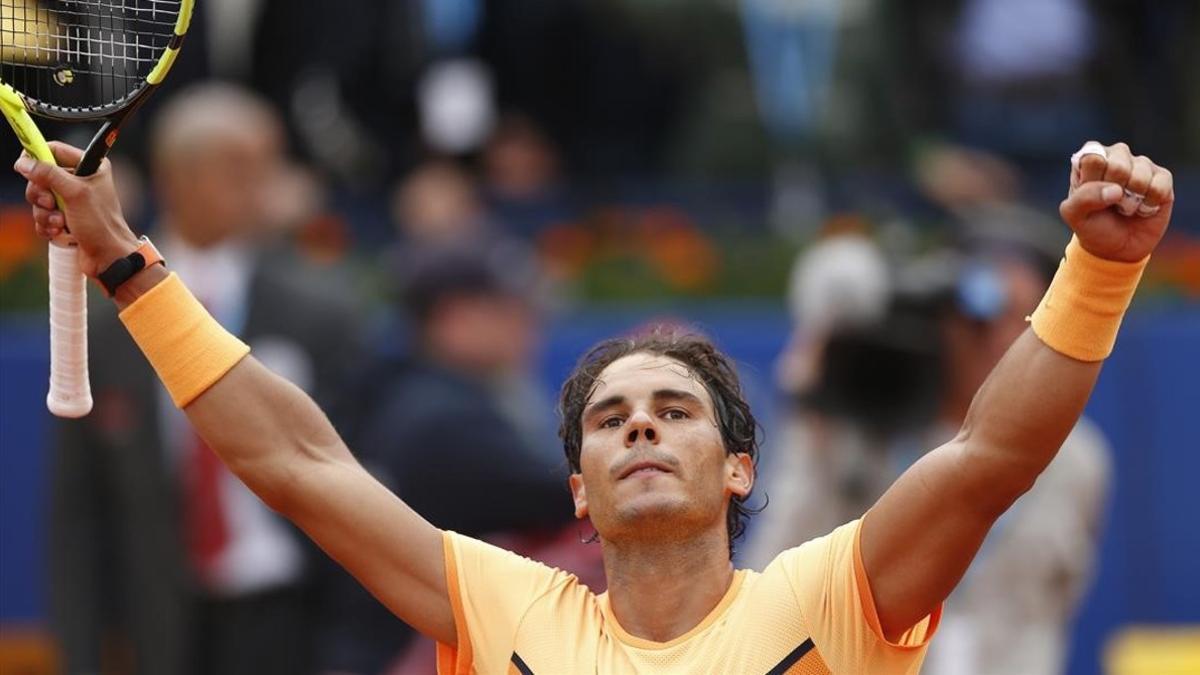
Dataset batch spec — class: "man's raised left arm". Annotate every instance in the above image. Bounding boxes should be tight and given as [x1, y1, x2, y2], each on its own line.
[859, 141, 1173, 640]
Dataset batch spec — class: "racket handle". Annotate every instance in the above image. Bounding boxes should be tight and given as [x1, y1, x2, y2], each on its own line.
[47, 241, 92, 418]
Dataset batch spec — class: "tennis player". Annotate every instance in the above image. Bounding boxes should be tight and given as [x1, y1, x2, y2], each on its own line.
[15, 140, 1172, 674]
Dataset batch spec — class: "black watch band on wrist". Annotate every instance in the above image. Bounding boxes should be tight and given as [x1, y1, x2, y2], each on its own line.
[97, 236, 166, 297]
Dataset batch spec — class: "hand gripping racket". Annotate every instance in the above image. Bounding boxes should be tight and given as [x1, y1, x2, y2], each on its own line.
[1, 0, 194, 417]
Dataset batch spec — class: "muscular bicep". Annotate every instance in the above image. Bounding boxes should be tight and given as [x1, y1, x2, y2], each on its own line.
[184, 357, 456, 645]
[859, 330, 1101, 640]
[858, 440, 995, 641]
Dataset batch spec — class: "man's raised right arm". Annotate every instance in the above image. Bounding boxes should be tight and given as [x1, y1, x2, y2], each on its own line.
[15, 143, 457, 646]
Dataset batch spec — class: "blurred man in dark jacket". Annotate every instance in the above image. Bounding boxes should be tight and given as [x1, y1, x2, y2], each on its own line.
[318, 242, 588, 675]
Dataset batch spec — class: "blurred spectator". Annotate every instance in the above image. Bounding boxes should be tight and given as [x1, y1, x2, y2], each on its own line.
[317, 241, 590, 675]
[389, 159, 488, 246]
[49, 83, 361, 675]
[746, 231, 941, 558]
[949, 0, 1107, 159]
[773, 229, 891, 397]
[238, 0, 695, 188]
[879, 1, 1199, 168]
[482, 115, 574, 240]
[737, 0, 1200, 224]
[484, 116, 561, 203]
[912, 142, 1023, 213]
[749, 208, 1110, 675]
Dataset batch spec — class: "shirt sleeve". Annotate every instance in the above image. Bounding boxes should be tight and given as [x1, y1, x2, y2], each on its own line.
[436, 531, 572, 675]
[771, 519, 941, 675]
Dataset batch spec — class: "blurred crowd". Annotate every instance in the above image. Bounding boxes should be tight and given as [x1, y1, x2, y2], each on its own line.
[1, 1, 1199, 675]
[2, 0, 1199, 311]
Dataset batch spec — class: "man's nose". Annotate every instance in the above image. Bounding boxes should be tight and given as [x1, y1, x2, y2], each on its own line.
[625, 410, 658, 447]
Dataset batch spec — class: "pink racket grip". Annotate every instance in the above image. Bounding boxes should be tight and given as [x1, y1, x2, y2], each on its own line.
[47, 240, 92, 417]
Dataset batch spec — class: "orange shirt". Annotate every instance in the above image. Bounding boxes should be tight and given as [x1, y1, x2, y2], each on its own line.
[437, 520, 939, 674]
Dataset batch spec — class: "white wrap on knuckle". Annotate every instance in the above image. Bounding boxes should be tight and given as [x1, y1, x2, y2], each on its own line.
[1069, 141, 1159, 218]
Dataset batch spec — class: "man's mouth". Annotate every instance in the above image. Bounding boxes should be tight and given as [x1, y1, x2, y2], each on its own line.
[619, 461, 673, 479]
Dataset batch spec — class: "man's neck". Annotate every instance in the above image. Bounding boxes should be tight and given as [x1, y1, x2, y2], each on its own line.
[602, 527, 735, 643]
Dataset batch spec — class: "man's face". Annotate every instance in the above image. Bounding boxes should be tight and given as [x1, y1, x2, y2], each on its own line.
[568, 353, 753, 546]
[165, 130, 283, 246]
[426, 293, 538, 374]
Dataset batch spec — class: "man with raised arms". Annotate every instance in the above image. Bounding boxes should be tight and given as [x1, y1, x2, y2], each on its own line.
[15, 140, 1172, 674]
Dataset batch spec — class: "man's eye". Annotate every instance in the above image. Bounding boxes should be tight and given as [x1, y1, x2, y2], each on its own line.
[600, 416, 624, 429]
[664, 409, 689, 420]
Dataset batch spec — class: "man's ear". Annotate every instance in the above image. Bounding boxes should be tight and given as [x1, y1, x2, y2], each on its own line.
[569, 473, 589, 519]
[726, 452, 754, 499]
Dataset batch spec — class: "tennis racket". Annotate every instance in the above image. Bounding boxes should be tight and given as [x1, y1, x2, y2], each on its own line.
[1, 0, 194, 417]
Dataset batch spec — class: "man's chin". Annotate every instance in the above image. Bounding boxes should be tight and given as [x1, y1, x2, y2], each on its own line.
[613, 495, 703, 533]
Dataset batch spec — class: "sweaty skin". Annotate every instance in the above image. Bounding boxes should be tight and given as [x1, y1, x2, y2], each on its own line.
[14, 139, 1173, 645]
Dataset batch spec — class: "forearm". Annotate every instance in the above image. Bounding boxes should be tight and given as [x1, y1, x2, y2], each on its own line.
[956, 329, 1101, 512]
[865, 229, 1152, 638]
[958, 234, 1146, 511]
[114, 269, 455, 642]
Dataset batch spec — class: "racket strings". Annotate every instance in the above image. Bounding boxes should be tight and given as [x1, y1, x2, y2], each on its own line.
[1, 0, 181, 112]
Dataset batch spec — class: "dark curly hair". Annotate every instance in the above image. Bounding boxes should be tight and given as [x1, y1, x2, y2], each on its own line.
[557, 327, 762, 557]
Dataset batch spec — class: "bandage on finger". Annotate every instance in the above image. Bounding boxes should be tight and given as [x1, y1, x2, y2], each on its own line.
[1117, 189, 1144, 217]
[1117, 189, 1161, 218]
[1071, 141, 1108, 188]
[1135, 202, 1160, 218]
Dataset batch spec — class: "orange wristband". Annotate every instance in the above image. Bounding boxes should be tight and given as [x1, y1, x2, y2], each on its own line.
[119, 272, 250, 407]
[1029, 236, 1148, 362]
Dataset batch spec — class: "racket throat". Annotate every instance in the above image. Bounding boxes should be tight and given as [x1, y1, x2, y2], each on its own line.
[77, 118, 126, 177]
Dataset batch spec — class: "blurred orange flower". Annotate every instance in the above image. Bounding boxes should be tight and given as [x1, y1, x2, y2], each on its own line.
[538, 221, 598, 281]
[0, 206, 39, 281]
[638, 206, 718, 292]
[1144, 234, 1200, 298]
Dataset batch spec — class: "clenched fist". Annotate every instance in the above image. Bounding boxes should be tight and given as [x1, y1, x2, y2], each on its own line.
[1060, 141, 1173, 263]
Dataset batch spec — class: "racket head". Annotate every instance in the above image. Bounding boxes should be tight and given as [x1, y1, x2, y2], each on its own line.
[0, 0, 194, 121]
